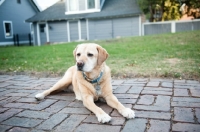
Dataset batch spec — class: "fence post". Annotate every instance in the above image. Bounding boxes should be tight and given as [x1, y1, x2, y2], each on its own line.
[139, 15, 142, 36]
[171, 21, 176, 33]
[16, 34, 19, 46]
[28, 33, 32, 46]
[191, 21, 194, 31]
[13, 34, 16, 46]
[142, 23, 145, 36]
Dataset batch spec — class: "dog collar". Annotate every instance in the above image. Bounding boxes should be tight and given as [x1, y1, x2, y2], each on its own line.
[82, 70, 103, 84]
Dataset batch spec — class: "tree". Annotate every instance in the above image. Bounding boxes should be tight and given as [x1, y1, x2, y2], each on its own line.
[162, 0, 180, 21]
[137, 0, 200, 22]
[186, 0, 200, 18]
[137, 0, 163, 22]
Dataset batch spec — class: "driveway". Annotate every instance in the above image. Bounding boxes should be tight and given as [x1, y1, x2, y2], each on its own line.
[0, 75, 200, 132]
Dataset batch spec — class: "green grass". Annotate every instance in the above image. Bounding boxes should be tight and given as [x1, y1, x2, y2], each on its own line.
[0, 31, 200, 79]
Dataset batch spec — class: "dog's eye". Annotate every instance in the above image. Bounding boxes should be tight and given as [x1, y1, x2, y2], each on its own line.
[77, 53, 81, 56]
[87, 53, 93, 57]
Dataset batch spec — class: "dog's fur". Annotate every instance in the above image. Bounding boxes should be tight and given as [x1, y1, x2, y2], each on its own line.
[35, 43, 135, 123]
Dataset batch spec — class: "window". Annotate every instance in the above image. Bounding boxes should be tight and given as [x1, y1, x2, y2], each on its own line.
[3, 21, 13, 38]
[40, 24, 46, 33]
[88, 0, 95, 9]
[67, 0, 97, 13]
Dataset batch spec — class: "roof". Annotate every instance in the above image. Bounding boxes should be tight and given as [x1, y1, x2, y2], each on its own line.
[30, 0, 41, 12]
[0, 0, 40, 12]
[26, 0, 142, 22]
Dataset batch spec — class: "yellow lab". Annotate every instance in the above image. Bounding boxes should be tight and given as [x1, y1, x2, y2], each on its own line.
[35, 43, 135, 123]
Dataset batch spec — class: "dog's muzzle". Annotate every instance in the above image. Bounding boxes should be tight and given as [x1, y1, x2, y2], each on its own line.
[77, 61, 84, 71]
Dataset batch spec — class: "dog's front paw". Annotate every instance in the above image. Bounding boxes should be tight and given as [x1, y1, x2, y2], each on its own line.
[120, 108, 135, 119]
[75, 95, 82, 101]
[97, 113, 111, 123]
[35, 93, 45, 100]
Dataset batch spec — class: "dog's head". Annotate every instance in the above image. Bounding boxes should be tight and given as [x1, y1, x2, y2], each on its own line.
[73, 43, 108, 72]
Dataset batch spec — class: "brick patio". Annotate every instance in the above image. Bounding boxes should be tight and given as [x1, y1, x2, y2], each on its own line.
[0, 75, 200, 132]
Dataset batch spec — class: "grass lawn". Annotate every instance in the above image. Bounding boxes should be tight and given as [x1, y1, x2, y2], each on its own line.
[0, 30, 200, 79]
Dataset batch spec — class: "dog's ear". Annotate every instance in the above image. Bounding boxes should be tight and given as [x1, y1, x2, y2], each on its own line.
[96, 45, 109, 65]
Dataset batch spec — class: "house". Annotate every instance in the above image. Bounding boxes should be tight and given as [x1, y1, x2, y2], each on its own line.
[26, 0, 142, 46]
[0, 0, 40, 46]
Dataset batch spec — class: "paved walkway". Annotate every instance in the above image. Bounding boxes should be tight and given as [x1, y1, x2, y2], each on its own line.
[0, 75, 200, 132]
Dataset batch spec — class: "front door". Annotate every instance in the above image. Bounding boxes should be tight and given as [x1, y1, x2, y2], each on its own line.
[39, 23, 47, 45]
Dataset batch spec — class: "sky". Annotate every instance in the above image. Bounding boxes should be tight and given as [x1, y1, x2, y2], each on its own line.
[34, 0, 60, 11]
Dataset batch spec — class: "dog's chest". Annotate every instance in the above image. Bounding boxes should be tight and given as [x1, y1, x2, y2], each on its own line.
[93, 83, 102, 96]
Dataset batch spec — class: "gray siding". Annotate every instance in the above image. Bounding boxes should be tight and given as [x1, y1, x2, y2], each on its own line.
[176, 21, 200, 32]
[144, 23, 171, 35]
[89, 19, 112, 40]
[88, 20, 95, 40]
[176, 22, 193, 32]
[89, 16, 140, 40]
[33, 16, 140, 44]
[0, 20, 5, 43]
[49, 21, 68, 43]
[0, 0, 37, 45]
[69, 21, 79, 41]
[40, 33, 47, 45]
[193, 21, 200, 30]
[113, 17, 139, 38]
[81, 20, 87, 40]
[95, 19, 112, 40]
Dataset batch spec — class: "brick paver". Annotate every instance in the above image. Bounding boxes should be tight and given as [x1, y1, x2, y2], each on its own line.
[173, 107, 194, 123]
[0, 75, 200, 132]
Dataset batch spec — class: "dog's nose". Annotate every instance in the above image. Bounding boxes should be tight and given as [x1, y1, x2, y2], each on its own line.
[77, 61, 84, 71]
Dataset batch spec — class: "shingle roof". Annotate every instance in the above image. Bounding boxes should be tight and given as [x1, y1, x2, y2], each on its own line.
[26, 0, 142, 22]
[30, 0, 41, 12]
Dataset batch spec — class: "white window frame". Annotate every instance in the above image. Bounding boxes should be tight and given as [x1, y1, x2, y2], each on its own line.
[65, 0, 100, 15]
[3, 21, 13, 39]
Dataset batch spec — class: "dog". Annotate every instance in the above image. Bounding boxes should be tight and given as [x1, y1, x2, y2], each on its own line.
[35, 43, 135, 123]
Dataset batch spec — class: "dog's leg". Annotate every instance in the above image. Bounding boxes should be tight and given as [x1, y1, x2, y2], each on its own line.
[72, 79, 82, 101]
[105, 94, 135, 119]
[35, 68, 73, 100]
[82, 94, 111, 123]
